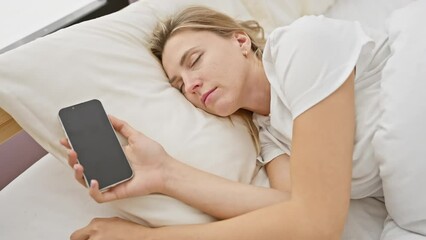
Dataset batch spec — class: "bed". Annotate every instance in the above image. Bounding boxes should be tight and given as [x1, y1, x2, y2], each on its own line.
[1, 0, 426, 239]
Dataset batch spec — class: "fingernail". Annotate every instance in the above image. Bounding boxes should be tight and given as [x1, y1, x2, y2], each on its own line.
[91, 180, 96, 187]
[73, 164, 78, 170]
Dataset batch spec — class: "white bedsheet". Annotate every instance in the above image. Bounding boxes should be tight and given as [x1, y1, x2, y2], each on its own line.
[0, 154, 119, 238]
[0, 153, 389, 239]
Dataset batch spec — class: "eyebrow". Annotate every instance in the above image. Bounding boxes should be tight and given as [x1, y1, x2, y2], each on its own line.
[169, 47, 198, 84]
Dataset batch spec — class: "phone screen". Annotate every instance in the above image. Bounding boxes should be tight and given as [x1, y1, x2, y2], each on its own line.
[59, 99, 133, 191]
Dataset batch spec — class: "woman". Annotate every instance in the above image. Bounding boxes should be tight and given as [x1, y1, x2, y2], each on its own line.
[61, 6, 390, 239]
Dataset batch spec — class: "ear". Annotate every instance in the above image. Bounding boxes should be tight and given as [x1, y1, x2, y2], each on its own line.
[233, 31, 252, 52]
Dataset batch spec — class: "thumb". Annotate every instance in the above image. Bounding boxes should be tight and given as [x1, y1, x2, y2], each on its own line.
[108, 115, 138, 139]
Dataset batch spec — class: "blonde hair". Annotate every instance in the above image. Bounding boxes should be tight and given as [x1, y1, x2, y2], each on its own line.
[150, 6, 265, 154]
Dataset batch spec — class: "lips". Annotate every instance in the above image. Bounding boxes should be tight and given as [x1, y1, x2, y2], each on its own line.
[201, 87, 217, 105]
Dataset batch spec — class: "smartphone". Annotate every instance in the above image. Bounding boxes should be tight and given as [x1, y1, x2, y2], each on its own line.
[58, 99, 133, 191]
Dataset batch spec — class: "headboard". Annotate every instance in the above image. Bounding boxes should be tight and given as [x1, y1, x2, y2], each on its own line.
[0, 107, 22, 144]
[0, 107, 47, 189]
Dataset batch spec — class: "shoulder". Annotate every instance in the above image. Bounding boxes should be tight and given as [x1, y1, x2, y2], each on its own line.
[263, 15, 373, 69]
[252, 113, 270, 129]
[267, 16, 329, 39]
[262, 16, 373, 119]
[267, 15, 365, 46]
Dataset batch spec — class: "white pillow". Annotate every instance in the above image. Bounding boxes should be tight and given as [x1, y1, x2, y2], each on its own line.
[0, 1, 252, 227]
[236, 0, 336, 34]
[300, 0, 336, 14]
[373, 0, 426, 237]
[324, 0, 415, 33]
[0, 0, 335, 227]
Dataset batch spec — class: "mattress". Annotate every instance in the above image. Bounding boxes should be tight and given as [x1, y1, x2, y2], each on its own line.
[0, 153, 389, 239]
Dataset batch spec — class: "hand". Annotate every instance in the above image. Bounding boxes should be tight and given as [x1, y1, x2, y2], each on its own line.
[60, 115, 172, 202]
[70, 217, 150, 240]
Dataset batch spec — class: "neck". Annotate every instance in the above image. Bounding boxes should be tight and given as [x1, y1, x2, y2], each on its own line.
[242, 59, 270, 116]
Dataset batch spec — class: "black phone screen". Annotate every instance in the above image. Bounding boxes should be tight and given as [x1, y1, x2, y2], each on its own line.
[59, 99, 133, 190]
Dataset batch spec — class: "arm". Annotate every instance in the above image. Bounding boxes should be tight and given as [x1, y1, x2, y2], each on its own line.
[266, 154, 291, 192]
[161, 153, 291, 219]
[150, 70, 355, 240]
[63, 117, 291, 220]
[72, 70, 355, 240]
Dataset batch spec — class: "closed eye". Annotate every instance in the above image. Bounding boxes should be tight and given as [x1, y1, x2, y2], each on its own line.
[170, 77, 185, 94]
[179, 81, 185, 94]
[190, 53, 202, 68]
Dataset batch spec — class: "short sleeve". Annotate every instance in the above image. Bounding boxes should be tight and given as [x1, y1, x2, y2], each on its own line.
[253, 115, 290, 165]
[258, 128, 285, 165]
[263, 15, 374, 119]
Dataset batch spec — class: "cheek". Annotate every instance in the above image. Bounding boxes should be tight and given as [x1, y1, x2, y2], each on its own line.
[207, 48, 238, 72]
[211, 53, 245, 81]
[210, 90, 240, 116]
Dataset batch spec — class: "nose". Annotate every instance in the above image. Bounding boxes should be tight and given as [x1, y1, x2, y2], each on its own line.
[182, 73, 203, 94]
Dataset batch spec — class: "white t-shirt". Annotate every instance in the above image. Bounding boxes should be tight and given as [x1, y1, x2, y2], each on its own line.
[253, 15, 390, 198]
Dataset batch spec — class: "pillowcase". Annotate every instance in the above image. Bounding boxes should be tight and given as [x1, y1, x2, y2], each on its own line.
[237, 0, 336, 34]
[323, 0, 415, 33]
[0, 1, 245, 227]
[300, 0, 336, 14]
[0, 0, 335, 227]
[372, 0, 426, 237]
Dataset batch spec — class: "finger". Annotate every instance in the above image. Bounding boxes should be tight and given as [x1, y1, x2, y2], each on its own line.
[67, 151, 86, 187]
[108, 115, 138, 139]
[70, 224, 91, 240]
[67, 150, 78, 168]
[73, 164, 86, 187]
[60, 138, 72, 149]
[89, 180, 120, 203]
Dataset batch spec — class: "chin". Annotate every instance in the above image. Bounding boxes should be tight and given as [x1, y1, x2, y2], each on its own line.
[204, 109, 226, 117]
[205, 99, 238, 117]
[211, 107, 237, 117]
[215, 112, 231, 117]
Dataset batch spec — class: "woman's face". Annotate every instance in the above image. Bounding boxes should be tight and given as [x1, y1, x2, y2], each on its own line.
[162, 29, 251, 117]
